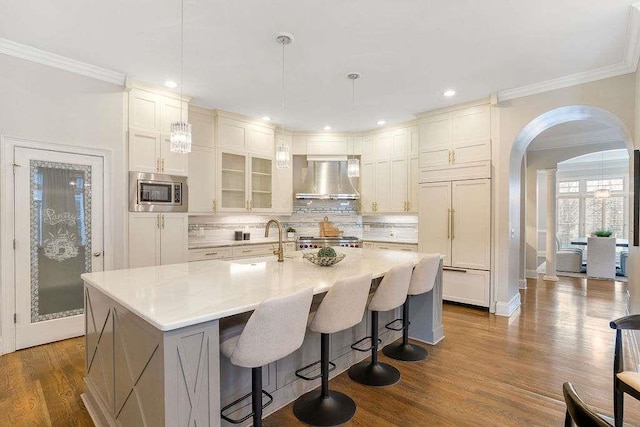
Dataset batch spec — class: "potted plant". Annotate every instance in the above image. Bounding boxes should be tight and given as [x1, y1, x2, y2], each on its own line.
[593, 229, 613, 237]
[286, 227, 296, 239]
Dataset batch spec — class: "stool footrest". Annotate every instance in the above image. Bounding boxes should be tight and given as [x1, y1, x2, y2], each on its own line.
[220, 389, 274, 424]
[295, 359, 337, 381]
[384, 318, 409, 332]
[350, 336, 382, 352]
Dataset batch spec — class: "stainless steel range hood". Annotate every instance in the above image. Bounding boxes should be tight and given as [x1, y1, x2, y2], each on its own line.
[295, 158, 360, 200]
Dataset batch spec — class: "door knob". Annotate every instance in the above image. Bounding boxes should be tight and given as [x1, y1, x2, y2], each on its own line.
[93, 251, 102, 257]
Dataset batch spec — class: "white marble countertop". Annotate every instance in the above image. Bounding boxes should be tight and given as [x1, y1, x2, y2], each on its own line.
[81, 248, 436, 332]
[188, 237, 295, 249]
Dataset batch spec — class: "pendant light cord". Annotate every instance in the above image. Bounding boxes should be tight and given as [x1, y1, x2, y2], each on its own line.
[179, 0, 184, 120]
[281, 39, 285, 134]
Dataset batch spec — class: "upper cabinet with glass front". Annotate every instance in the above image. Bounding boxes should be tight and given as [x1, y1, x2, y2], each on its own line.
[126, 80, 191, 176]
[214, 111, 276, 212]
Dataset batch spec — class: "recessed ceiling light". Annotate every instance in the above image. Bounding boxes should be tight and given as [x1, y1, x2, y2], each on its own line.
[443, 89, 456, 97]
[164, 80, 178, 89]
[262, 116, 272, 121]
[323, 125, 331, 131]
[377, 120, 386, 125]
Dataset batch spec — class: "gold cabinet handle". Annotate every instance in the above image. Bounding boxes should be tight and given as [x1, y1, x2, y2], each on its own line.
[156, 214, 160, 229]
[447, 209, 451, 239]
[161, 214, 165, 229]
[212, 199, 216, 212]
[406, 201, 410, 211]
[448, 150, 452, 164]
[452, 150, 456, 164]
[205, 252, 218, 256]
[451, 208, 455, 239]
[156, 158, 161, 172]
[161, 158, 165, 172]
[250, 200, 253, 211]
[246, 200, 249, 211]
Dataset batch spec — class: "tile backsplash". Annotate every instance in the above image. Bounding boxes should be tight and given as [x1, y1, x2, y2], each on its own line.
[188, 204, 418, 242]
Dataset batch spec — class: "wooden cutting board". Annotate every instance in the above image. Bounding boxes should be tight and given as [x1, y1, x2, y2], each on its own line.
[319, 216, 340, 237]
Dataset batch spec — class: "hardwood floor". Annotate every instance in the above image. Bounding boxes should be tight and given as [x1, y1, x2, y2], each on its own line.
[2, 276, 640, 426]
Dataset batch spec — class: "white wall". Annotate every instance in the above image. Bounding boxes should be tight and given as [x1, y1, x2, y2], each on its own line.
[494, 73, 636, 316]
[0, 54, 126, 352]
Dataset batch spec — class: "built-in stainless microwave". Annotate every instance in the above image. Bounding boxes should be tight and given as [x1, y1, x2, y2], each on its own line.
[129, 171, 188, 212]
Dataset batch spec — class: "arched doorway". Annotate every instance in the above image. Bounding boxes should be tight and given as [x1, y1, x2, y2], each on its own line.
[504, 105, 634, 312]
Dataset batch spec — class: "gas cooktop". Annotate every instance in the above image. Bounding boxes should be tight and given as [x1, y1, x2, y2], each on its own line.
[296, 236, 362, 249]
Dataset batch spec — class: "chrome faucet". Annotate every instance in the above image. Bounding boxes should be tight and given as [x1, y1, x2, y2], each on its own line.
[265, 219, 284, 262]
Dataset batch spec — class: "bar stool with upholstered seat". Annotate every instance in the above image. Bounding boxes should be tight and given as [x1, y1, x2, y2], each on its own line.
[348, 263, 414, 386]
[293, 273, 373, 426]
[383, 254, 441, 361]
[220, 287, 313, 427]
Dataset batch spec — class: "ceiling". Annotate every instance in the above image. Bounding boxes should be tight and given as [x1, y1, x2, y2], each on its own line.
[0, 0, 637, 131]
[527, 121, 626, 151]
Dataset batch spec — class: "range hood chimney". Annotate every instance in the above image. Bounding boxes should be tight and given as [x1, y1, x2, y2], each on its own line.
[295, 159, 360, 200]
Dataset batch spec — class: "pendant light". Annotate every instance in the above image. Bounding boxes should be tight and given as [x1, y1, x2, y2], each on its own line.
[594, 151, 610, 199]
[347, 72, 360, 178]
[170, 0, 192, 153]
[275, 33, 293, 169]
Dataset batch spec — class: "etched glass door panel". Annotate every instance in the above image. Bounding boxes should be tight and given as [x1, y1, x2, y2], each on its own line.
[14, 147, 104, 350]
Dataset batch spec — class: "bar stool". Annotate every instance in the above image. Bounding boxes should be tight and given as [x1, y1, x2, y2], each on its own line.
[383, 254, 440, 361]
[220, 287, 313, 427]
[293, 273, 373, 426]
[348, 263, 414, 386]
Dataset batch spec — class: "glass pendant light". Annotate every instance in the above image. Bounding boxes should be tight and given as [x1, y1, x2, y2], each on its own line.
[347, 72, 360, 178]
[275, 33, 292, 169]
[170, 0, 192, 153]
[594, 151, 610, 199]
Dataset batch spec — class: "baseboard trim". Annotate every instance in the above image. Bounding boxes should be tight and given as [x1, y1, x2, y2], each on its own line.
[495, 292, 521, 317]
[525, 269, 539, 279]
[542, 275, 560, 282]
[519, 279, 527, 289]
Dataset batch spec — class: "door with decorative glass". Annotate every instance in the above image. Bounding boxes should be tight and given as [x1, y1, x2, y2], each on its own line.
[14, 147, 103, 349]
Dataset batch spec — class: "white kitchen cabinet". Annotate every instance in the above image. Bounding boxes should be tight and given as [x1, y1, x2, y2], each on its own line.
[189, 146, 216, 213]
[442, 269, 490, 307]
[188, 107, 216, 213]
[217, 150, 273, 212]
[216, 116, 274, 155]
[372, 242, 418, 252]
[128, 130, 188, 175]
[127, 86, 189, 176]
[232, 244, 275, 259]
[360, 126, 418, 214]
[418, 104, 490, 171]
[419, 178, 490, 307]
[189, 247, 233, 262]
[129, 213, 188, 268]
[362, 242, 374, 249]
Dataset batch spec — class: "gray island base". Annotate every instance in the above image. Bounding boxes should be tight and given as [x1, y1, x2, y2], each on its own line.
[80, 248, 443, 426]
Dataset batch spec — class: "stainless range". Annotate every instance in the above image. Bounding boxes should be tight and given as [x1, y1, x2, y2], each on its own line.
[296, 236, 363, 250]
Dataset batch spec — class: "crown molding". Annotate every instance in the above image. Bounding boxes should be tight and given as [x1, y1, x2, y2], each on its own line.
[415, 97, 491, 119]
[497, 2, 640, 103]
[125, 78, 192, 102]
[0, 38, 126, 86]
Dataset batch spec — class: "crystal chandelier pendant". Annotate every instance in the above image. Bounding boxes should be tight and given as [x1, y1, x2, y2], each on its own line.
[594, 188, 610, 199]
[347, 158, 360, 178]
[170, 121, 192, 153]
[276, 142, 290, 169]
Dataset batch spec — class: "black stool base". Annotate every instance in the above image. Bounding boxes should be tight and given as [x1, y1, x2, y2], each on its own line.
[293, 389, 356, 426]
[348, 360, 400, 386]
[382, 341, 428, 362]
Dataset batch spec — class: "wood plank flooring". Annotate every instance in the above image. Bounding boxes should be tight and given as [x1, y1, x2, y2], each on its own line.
[2, 276, 640, 426]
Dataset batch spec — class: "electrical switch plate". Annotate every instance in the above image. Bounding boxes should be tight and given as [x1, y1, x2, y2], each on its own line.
[511, 228, 515, 239]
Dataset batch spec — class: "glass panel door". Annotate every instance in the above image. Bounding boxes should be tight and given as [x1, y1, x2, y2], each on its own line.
[251, 156, 272, 210]
[14, 147, 103, 350]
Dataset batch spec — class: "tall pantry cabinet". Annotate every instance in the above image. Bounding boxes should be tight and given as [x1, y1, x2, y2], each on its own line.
[417, 102, 492, 308]
[126, 81, 190, 268]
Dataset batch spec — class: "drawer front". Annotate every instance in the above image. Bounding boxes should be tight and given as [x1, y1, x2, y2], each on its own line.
[443, 268, 490, 307]
[373, 242, 418, 252]
[189, 247, 233, 262]
[232, 244, 274, 259]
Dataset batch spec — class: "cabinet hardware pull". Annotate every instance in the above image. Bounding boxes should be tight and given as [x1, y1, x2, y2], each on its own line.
[452, 150, 456, 164]
[246, 200, 249, 211]
[443, 267, 467, 273]
[212, 199, 216, 212]
[161, 215, 165, 229]
[249, 200, 252, 211]
[447, 209, 451, 239]
[242, 250, 252, 253]
[161, 158, 165, 172]
[448, 150, 452, 164]
[157, 158, 160, 172]
[451, 208, 455, 239]
[156, 215, 160, 229]
[205, 252, 218, 256]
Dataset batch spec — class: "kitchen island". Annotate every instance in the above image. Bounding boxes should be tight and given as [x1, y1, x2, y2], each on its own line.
[81, 248, 443, 427]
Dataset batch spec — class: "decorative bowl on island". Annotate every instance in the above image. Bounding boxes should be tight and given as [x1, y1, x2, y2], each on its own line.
[302, 252, 346, 267]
